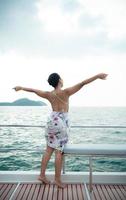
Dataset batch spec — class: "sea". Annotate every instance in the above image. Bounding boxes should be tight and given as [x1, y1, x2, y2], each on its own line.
[0, 106, 126, 172]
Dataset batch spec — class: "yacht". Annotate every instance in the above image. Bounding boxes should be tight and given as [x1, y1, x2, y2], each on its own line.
[0, 125, 126, 200]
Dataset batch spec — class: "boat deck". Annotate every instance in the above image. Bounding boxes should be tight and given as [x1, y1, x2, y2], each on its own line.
[0, 183, 126, 200]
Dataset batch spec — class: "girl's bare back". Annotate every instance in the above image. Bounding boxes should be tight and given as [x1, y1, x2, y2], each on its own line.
[48, 90, 69, 112]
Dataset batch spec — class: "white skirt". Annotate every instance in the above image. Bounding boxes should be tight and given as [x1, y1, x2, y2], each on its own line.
[45, 111, 70, 152]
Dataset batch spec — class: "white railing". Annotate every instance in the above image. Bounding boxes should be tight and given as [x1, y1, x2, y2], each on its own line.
[1, 125, 126, 128]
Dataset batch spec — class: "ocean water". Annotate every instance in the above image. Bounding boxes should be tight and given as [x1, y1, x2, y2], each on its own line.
[0, 106, 126, 172]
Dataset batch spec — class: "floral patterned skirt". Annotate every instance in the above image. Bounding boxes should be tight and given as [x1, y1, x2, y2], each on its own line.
[45, 111, 69, 152]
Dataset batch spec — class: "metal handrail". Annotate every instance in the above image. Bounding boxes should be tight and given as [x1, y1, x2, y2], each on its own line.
[0, 148, 43, 152]
[0, 125, 126, 128]
[0, 124, 125, 152]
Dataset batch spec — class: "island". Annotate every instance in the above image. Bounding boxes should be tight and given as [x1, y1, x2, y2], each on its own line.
[0, 98, 47, 106]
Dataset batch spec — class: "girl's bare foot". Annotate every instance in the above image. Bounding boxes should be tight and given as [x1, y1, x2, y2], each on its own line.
[54, 180, 66, 188]
[38, 175, 50, 184]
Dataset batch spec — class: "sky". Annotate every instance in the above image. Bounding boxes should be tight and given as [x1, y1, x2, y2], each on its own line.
[0, 0, 126, 106]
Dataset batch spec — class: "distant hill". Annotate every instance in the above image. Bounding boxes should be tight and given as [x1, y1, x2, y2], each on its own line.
[0, 98, 47, 106]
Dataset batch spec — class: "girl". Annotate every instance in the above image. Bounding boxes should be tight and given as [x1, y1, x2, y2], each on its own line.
[14, 72, 108, 188]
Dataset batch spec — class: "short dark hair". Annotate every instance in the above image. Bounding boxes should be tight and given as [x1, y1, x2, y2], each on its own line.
[48, 73, 61, 88]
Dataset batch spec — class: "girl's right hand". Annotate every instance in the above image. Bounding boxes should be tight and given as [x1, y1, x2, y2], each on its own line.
[13, 86, 22, 91]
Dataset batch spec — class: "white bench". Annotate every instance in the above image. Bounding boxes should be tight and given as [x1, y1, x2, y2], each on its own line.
[63, 144, 126, 192]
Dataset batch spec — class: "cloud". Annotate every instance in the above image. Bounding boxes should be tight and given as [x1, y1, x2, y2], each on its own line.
[36, 0, 79, 34]
[36, 0, 104, 36]
[0, 0, 41, 51]
[61, 0, 80, 13]
[36, 0, 126, 40]
[34, 0, 126, 56]
[78, 0, 126, 40]
[0, 0, 126, 58]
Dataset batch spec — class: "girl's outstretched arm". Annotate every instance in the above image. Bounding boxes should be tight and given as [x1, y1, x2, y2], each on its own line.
[13, 86, 49, 99]
[64, 73, 108, 96]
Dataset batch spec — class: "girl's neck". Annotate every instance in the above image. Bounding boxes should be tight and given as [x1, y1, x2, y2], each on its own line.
[55, 85, 62, 91]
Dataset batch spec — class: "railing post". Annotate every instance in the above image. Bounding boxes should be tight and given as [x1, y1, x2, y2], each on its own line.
[89, 157, 93, 192]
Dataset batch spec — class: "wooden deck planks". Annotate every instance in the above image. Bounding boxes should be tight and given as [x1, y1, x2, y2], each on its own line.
[118, 185, 126, 198]
[58, 187, 63, 200]
[91, 184, 101, 200]
[0, 184, 8, 197]
[53, 184, 58, 200]
[113, 185, 126, 200]
[77, 184, 85, 200]
[72, 184, 78, 200]
[20, 184, 32, 200]
[48, 184, 54, 200]
[37, 184, 45, 200]
[68, 184, 73, 200]
[63, 185, 68, 200]
[13, 184, 26, 200]
[27, 184, 37, 200]
[0, 183, 17, 200]
[0, 183, 125, 200]
[0, 184, 4, 190]
[109, 184, 121, 200]
[32, 184, 41, 200]
[91, 184, 126, 200]
[96, 185, 108, 200]
[43, 184, 50, 199]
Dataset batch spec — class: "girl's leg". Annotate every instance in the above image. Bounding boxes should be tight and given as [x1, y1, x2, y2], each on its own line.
[54, 150, 66, 188]
[38, 146, 54, 183]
